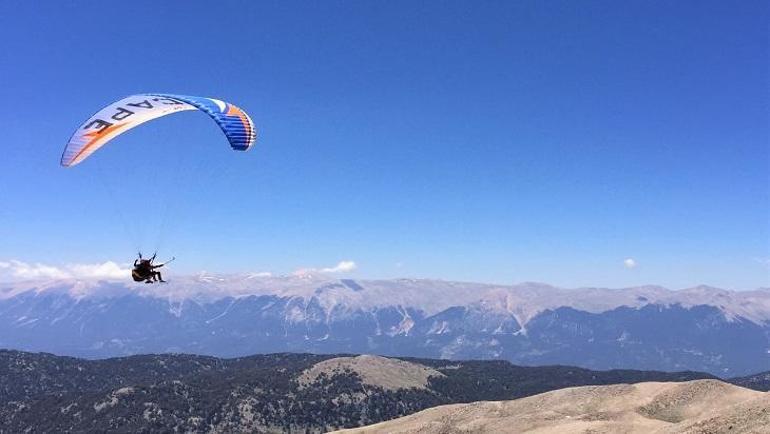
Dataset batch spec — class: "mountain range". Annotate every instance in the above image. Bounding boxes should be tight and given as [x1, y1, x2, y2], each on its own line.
[1, 275, 768, 376]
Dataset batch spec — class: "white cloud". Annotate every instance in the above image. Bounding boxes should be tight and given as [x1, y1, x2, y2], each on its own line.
[294, 260, 357, 276]
[68, 262, 130, 279]
[321, 260, 357, 273]
[246, 272, 273, 279]
[0, 259, 130, 281]
[623, 258, 637, 269]
[754, 257, 770, 268]
[0, 260, 70, 279]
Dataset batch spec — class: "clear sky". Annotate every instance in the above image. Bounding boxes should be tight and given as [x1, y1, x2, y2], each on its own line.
[0, 1, 767, 289]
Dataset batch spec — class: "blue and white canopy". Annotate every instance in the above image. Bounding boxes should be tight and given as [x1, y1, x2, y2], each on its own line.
[61, 94, 256, 167]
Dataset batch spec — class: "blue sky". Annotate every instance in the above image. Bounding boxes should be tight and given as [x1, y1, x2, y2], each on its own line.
[0, 1, 767, 289]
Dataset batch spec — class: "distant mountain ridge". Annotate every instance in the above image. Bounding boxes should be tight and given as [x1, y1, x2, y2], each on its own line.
[0, 350, 716, 433]
[729, 370, 770, 392]
[1, 275, 768, 375]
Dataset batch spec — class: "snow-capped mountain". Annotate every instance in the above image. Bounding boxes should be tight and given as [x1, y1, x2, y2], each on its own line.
[1, 275, 768, 376]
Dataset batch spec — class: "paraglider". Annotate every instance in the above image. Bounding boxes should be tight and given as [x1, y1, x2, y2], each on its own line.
[61, 93, 257, 283]
[132, 252, 175, 284]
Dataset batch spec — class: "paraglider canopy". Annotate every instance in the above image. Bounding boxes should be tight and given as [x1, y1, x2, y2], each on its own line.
[61, 94, 256, 167]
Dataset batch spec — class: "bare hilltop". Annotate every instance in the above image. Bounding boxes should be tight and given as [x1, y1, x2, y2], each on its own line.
[334, 379, 769, 434]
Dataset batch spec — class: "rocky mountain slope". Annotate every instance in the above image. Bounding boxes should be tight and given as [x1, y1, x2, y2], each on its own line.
[2, 276, 768, 375]
[0, 350, 715, 433]
[333, 380, 770, 434]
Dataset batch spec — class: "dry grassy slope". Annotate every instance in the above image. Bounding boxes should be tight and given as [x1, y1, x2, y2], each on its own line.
[299, 355, 445, 391]
[332, 380, 770, 434]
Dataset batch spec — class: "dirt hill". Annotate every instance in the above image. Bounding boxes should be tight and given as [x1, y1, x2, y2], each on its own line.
[334, 380, 769, 434]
